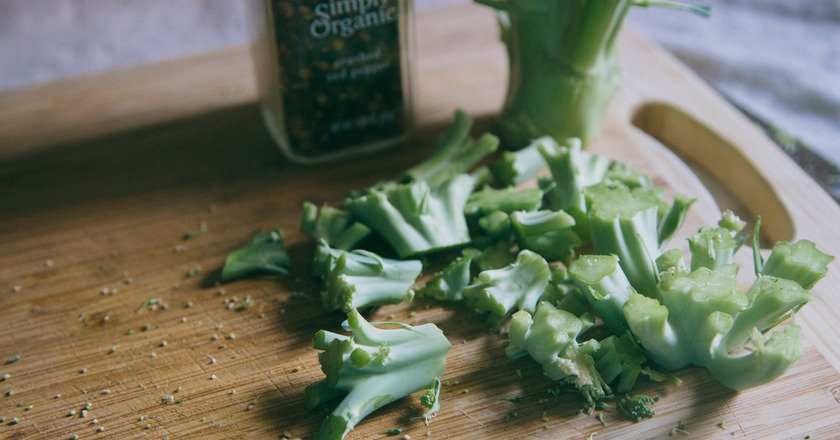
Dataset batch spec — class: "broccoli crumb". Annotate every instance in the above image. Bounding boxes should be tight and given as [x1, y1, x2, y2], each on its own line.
[669, 420, 690, 436]
[595, 413, 606, 427]
[503, 411, 518, 422]
[502, 395, 523, 403]
[5, 354, 21, 365]
[383, 427, 403, 435]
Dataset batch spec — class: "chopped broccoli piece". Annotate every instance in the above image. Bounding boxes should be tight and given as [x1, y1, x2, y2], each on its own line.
[463, 250, 552, 323]
[301, 202, 371, 250]
[585, 183, 693, 297]
[506, 301, 609, 410]
[346, 174, 476, 258]
[617, 394, 656, 422]
[315, 243, 422, 312]
[474, 240, 516, 271]
[603, 162, 654, 190]
[761, 239, 834, 289]
[511, 209, 582, 264]
[401, 109, 499, 189]
[305, 309, 451, 440]
[419, 248, 481, 302]
[569, 255, 637, 335]
[477, 210, 513, 239]
[540, 267, 589, 316]
[220, 227, 290, 282]
[489, 136, 551, 187]
[465, 187, 543, 218]
[593, 334, 646, 395]
[687, 225, 741, 271]
[539, 138, 610, 214]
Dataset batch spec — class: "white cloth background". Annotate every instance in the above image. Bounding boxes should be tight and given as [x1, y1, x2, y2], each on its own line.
[1, 0, 837, 166]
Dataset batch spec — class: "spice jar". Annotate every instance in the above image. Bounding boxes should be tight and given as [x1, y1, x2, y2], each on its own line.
[255, 0, 414, 164]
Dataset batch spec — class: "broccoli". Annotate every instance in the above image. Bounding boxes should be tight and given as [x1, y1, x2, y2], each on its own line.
[219, 227, 290, 282]
[346, 174, 477, 258]
[540, 267, 589, 316]
[585, 182, 694, 297]
[569, 254, 638, 335]
[464, 186, 543, 218]
[476, 0, 708, 147]
[593, 334, 647, 395]
[761, 239, 834, 289]
[419, 248, 481, 302]
[400, 109, 499, 189]
[476, 210, 513, 240]
[463, 250, 552, 324]
[474, 240, 516, 271]
[301, 202, 371, 250]
[687, 211, 746, 271]
[314, 242, 422, 312]
[305, 309, 452, 440]
[511, 209, 582, 264]
[489, 136, 552, 187]
[539, 138, 610, 215]
[617, 394, 656, 422]
[505, 301, 609, 409]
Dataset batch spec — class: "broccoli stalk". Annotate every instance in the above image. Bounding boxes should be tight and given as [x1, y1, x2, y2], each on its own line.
[220, 227, 290, 282]
[593, 334, 647, 395]
[761, 239, 834, 289]
[540, 267, 590, 316]
[476, 0, 708, 148]
[585, 183, 694, 297]
[506, 301, 609, 409]
[465, 186, 543, 219]
[315, 243, 422, 312]
[463, 250, 552, 324]
[569, 254, 637, 336]
[419, 248, 481, 302]
[301, 202, 371, 250]
[687, 211, 746, 271]
[306, 309, 452, 440]
[511, 209, 582, 264]
[346, 174, 477, 258]
[488, 136, 553, 187]
[539, 138, 610, 215]
[401, 109, 499, 189]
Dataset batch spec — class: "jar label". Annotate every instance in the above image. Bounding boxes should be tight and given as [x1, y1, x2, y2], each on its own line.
[271, 0, 407, 156]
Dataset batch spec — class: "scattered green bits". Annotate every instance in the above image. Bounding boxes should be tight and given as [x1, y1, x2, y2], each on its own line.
[5, 354, 20, 365]
[182, 231, 195, 240]
[5, 389, 13, 397]
[187, 264, 202, 278]
[384, 427, 403, 435]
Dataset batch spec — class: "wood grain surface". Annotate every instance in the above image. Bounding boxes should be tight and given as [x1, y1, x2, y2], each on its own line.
[1, 4, 838, 440]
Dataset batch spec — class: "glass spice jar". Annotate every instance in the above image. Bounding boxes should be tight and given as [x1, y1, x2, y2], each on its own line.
[254, 0, 414, 164]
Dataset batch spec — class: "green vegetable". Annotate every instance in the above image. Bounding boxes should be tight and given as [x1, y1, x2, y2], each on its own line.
[569, 254, 636, 336]
[687, 211, 745, 271]
[761, 239, 833, 289]
[474, 240, 516, 271]
[465, 186, 543, 218]
[315, 242, 422, 312]
[511, 209, 582, 264]
[539, 138, 610, 215]
[477, 210, 513, 239]
[463, 250, 552, 324]
[399, 109, 499, 189]
[419, 248, 481, 302]
[301, 202, 371, 250]
[617, 394, 656, 422]
[540, 267, 589, 316]
[585, 182, 694, 297]
[505, 301, 608, 409]
[220, 227, 290, 282]
[476, 0, 709, 147]
[489, 136, 552, 187]
[346, 174, 477, 258]
[305, 309, 451, 440]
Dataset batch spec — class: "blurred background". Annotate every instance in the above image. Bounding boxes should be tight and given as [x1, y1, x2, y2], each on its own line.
[1, 0, 838, 166]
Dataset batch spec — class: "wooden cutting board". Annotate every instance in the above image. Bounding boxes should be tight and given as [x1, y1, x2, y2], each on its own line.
[0, 4, 838, 439]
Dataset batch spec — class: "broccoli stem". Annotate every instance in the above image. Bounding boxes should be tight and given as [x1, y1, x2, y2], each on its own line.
[489, 137, 550, 187]
[760, 239, 834, 289]
[569, 255, 636, 335]
[301, 202, 371, 250]
[463, 250, 552, 323]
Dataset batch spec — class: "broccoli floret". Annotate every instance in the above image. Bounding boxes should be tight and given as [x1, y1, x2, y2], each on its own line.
[463, 250, 552, 324]
[400, 109, 499, 189]
[220, 227, 290, 282]
[540, 267, 589, 316]
[624, 266, 813, 389]
[585, 182, 693, 297]
[569, 254, 637, 335]
[761, 239, 834, 289]
[301, 202, 371, 250]
[617, 394, 656, 422]
[511, 210, 582, 264]
[419, 248, 481, 302]
[489, 136, 552, 187]
[315, 242, 422, 313]
[346, 174, 477, 258]
[465, 187, 543, 218]
[593, 334, 646, 395]
[506, 301, 609, 410]
[305, 309, 452, 440]
[539, 138, 610, 215]
[687, 212, 745, 271]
